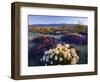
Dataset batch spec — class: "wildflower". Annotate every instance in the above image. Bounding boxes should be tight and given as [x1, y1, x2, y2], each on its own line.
[53, 48, 59, 54]
[42, 55, 46, 61]
[71, 53, 78, 57]
[50, 61, 53, 64]
[76, 56, 79, 62]
[57, 44, 62, 47]
[46, 58, 49, 62]
[48, 49, 53, 54]
[50, 53, 54, 58]
[59, 57, 63, 61]
[46, 55, 49, 59]
[64, 44, 70, 49]
[62, 46, 67, 52]
[67, 52, 71, 60]
[62, 51, 68, 58]
[70, 57, 77, 64]
[70, 48, 76, 53]
[63, 51, 71, 59]
[55, 56, 58, 60]
[56, 44, 63, 52]
[40, 43, 79, 65]
[44, 51, 49, 55]
[70, 48, 77, 57]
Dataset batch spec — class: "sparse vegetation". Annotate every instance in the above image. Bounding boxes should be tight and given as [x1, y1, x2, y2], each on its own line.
[28, 24, 87, 34]
[28, 24, 88, 66]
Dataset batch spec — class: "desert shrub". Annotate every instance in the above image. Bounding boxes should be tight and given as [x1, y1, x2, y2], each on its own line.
[78, 32, 87, 36]
[61, 34, 87, 45]
[40, 44, 79, 65]
[28, 36, 60, 66]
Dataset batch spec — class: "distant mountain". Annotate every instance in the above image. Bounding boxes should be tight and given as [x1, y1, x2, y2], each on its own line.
[29, 24, 65, 27]
[29, 23, 84, 28]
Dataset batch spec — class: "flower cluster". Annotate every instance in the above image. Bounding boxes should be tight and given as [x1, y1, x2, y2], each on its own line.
[40, 43, 79, 66]
[28, 36, 59, 66]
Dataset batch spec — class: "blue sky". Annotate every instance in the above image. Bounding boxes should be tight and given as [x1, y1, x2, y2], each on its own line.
[28, 15, 88, 25]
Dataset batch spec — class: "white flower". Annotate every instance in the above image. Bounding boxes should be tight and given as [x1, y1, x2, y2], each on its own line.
[46, 55, 49, 59]
[46, 58, 49, 62]
[48, 49, 53, 54]
[42, 55, 46, 61]
[59, 57, 63, 61]
[55, 56, 58, 60]
[50, 61, 53, 64]
[64, 44, 70, 49]
[50, 53, 54, 58]
[76, 56, 79, 62]
[44, 51, 49, 55]
[57, 44, 62, 47]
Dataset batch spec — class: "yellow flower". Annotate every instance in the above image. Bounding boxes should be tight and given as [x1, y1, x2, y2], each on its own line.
[62, 51, 68, 58]
[72, 53, 77, 57]
[67, 52, 72, 60]
[70, 57, 77, 64]
[62, 50, 71, 59]
[61, 46, 67, 52]
[56, 46, 62, 52]
[56, 44, 65, 52]
[53, 48, 59, 54]
[70, 48, 77, 57]
[70, 48, 76, 53]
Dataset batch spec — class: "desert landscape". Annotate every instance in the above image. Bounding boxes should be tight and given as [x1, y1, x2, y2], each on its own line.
[28, 22, 88, 66]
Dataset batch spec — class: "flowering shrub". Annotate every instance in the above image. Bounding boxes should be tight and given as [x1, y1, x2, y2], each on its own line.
[28, 36, 60, 66]
[40, 43, 79, 65]
[61, 34, 87, 45]
[78, 32, 87, 36]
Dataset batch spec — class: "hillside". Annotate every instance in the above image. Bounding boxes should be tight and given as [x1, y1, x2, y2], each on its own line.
[28, 24, 87, 34]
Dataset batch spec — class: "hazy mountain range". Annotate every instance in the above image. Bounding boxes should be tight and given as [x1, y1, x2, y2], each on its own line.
[29, 23, 87, 28]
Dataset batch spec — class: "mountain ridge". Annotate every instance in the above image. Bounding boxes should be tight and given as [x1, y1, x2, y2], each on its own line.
[29, 23, 87, 28]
